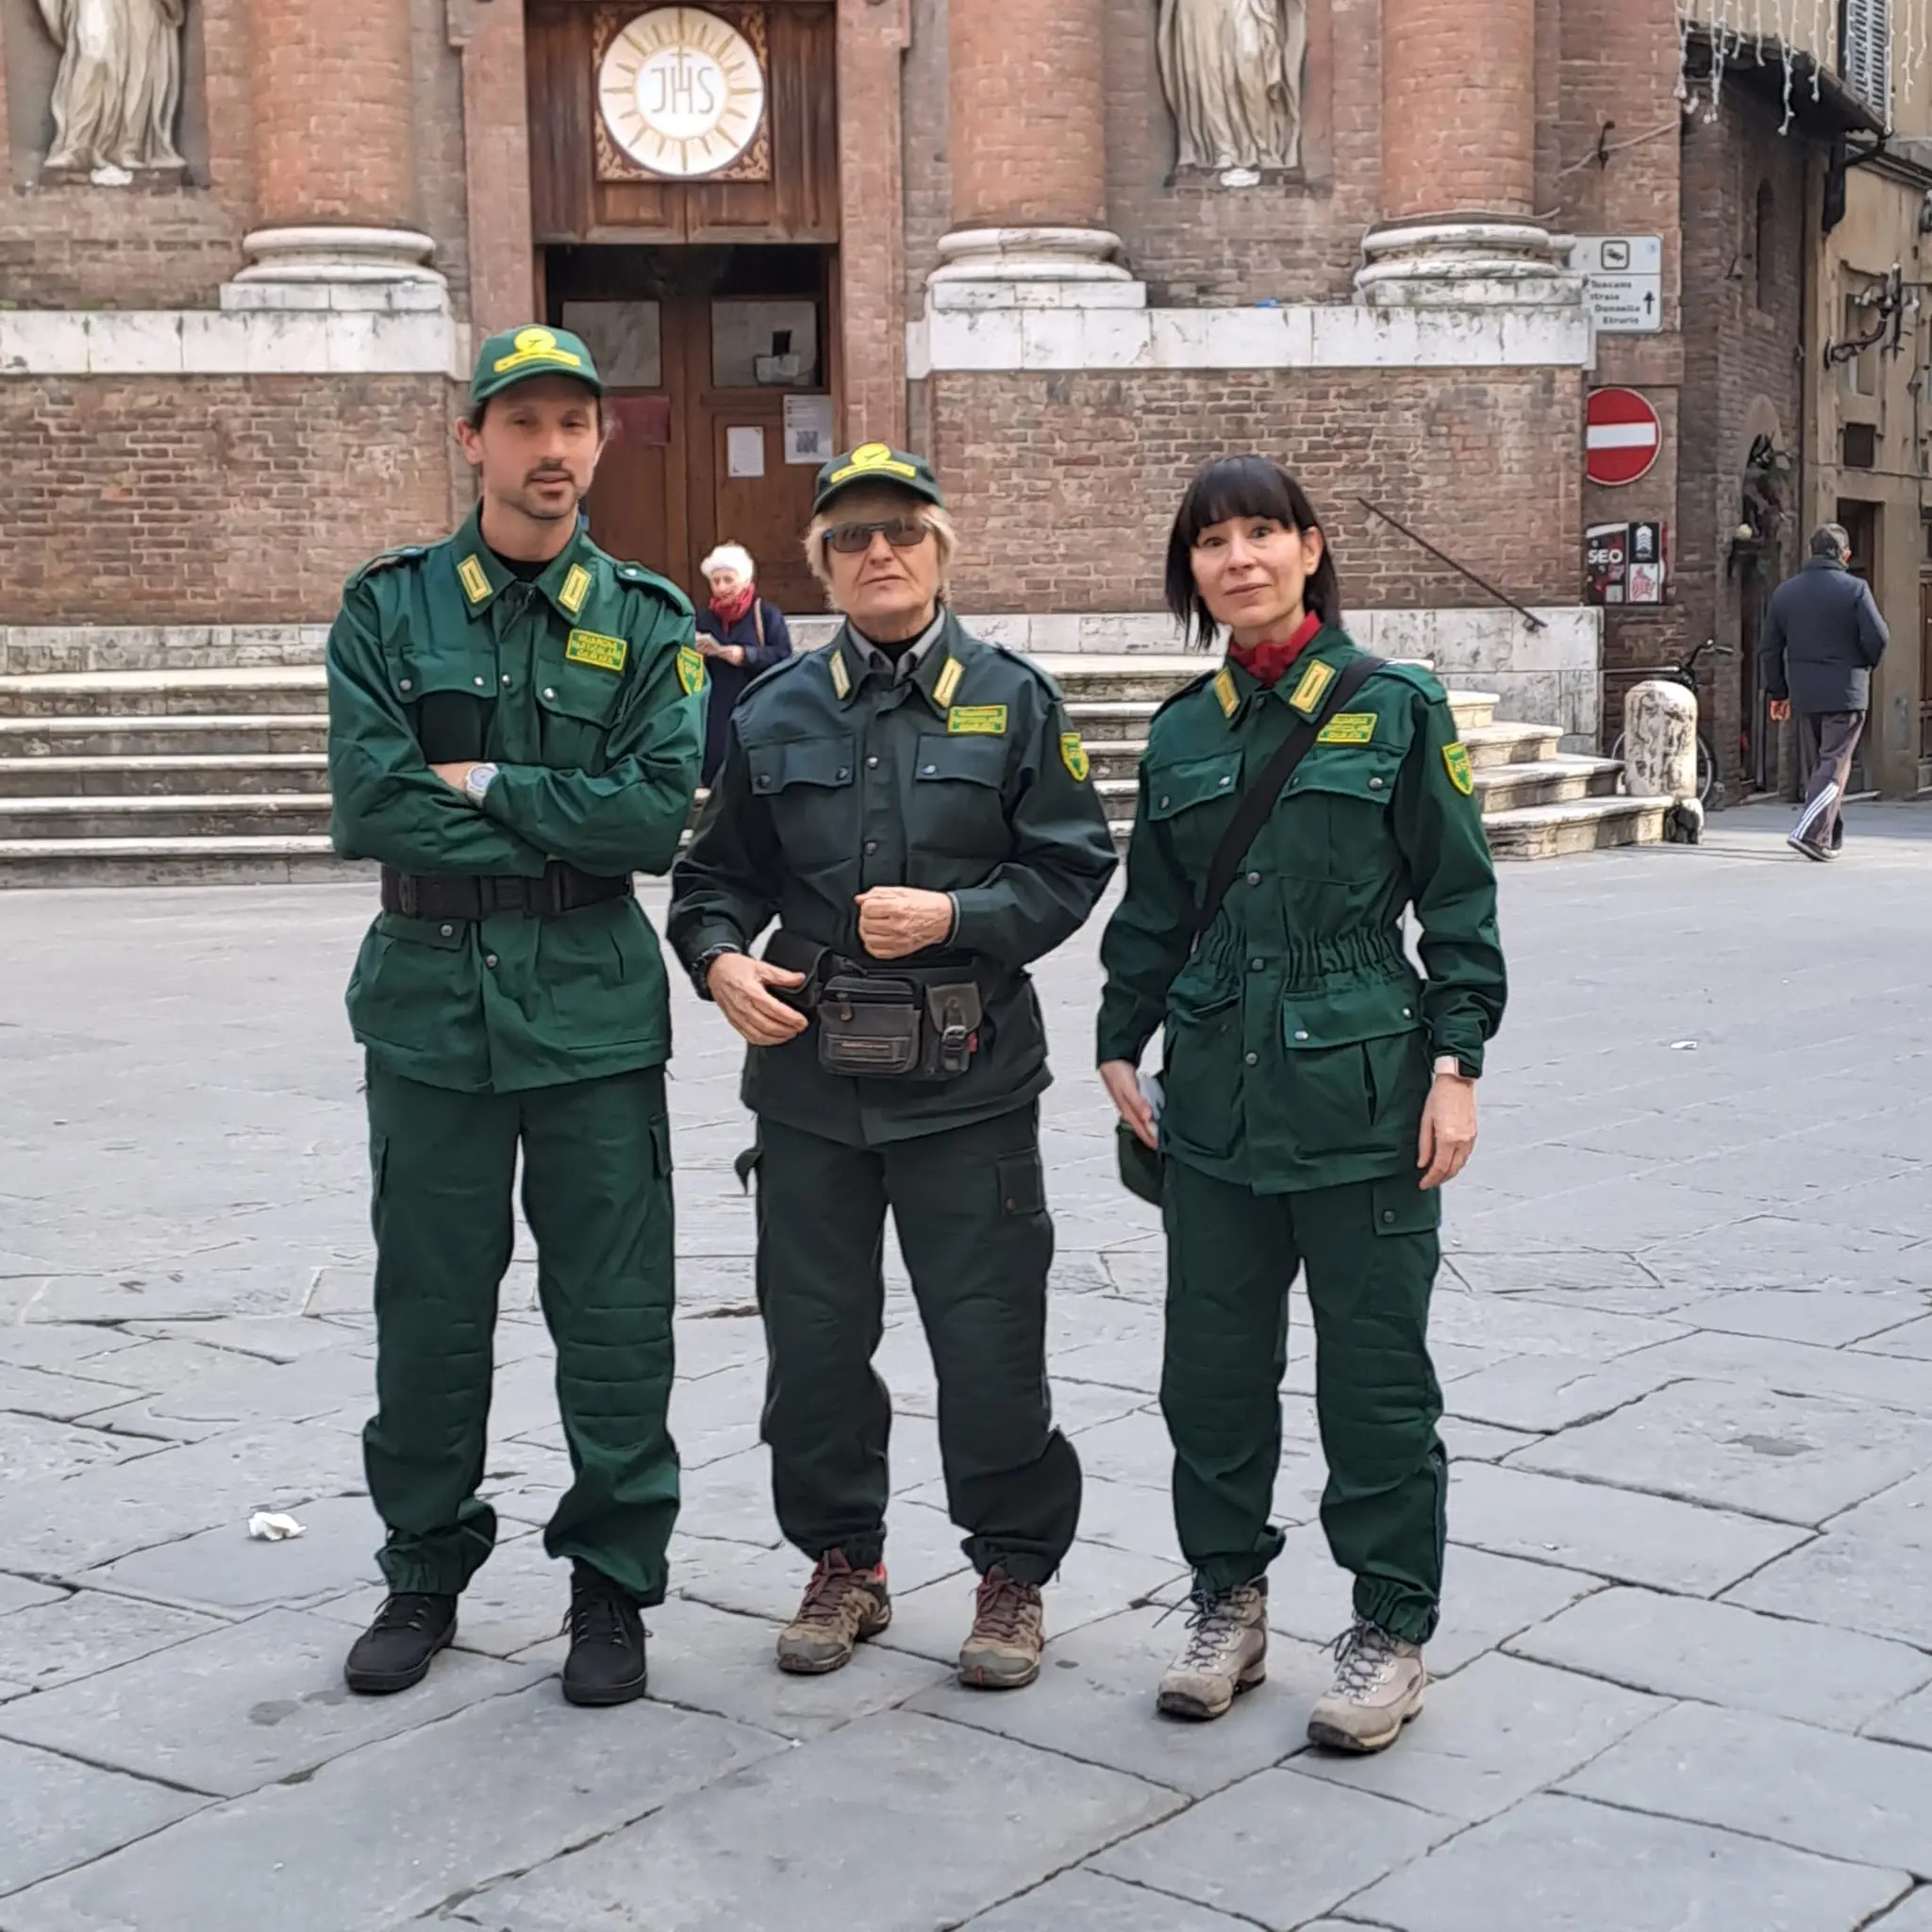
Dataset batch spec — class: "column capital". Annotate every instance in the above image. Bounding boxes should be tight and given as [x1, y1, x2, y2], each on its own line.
[1355, 222, 1583, 308]
[928, 226, 1136, 295]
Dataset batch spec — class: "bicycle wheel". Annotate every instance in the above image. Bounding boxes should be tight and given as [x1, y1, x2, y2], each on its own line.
[1696, 735, 1714, 803]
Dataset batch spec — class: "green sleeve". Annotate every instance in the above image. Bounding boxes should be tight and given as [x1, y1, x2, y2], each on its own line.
[1095, 763, 1195, 1065]
[665, 719, 784, 986]
[1390, 692, 1507, 1075]
[326, 582, 547, 876]
[481, 603, 703, 876]
[947, 694, 1119, 968]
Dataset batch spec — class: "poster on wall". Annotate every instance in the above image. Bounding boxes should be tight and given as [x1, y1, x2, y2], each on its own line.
[784, 394, 836, 466]
[1626, 522, 1667, 604]
[726, 425, 766, 479]
[1585, 522, 1668, 605]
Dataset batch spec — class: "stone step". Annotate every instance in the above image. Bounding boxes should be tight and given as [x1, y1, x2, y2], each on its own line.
[0, 793, 333, 841]
[1463, 721, 1563, 770]
[0, 714, 328, 758]
[0, 836, 366, 891]
[1481, 795, 1672, 859]
[1065, 688, 1498, 744]
[1472, 756, 1623, 813]
[0, 668, 329, 719]
[0, 755, 331, 799]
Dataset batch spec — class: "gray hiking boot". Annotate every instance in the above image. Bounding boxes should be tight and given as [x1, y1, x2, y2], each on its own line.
[1307, 1618, 1426, 1753]
[958, 1567, 1045, 1690]
[775, 1551, 891, 1675]
[1157, 1582, 1268, 1721]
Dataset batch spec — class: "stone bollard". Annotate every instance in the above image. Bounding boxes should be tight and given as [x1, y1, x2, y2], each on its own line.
[1623, 678, 1703, 842]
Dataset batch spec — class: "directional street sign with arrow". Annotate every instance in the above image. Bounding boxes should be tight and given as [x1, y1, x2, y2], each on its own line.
[1570, 235, 1663, 335]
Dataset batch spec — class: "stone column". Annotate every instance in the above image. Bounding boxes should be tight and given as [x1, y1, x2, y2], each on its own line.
[1356, 0, 1571, 303]
[929, 0, 1132, 291]
[230, 0, 441, 294]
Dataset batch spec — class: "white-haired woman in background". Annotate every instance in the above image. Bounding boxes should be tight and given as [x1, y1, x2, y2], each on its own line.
[694, 541, 794, 783]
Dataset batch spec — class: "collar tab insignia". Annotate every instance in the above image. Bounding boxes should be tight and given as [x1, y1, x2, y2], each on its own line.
[558, 564, 591, 615]
[931, 657, 964, 709]
[458, 555, 491, 606]
[1287, 658, 1337, 718]
[1213, 668, 1239, 719]
[829, 646, 853, 700]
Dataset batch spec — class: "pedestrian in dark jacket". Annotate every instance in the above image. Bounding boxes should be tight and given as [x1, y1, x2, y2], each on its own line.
[1760, 525, 1890, 859]
[694, 542, 793, 784]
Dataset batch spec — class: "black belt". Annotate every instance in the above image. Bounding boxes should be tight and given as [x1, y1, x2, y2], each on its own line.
[379, 863, 631, 921]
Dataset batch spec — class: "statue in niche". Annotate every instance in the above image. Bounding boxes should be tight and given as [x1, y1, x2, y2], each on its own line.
[34, 0, 187, 185]
[1157, 0, 1307, 184]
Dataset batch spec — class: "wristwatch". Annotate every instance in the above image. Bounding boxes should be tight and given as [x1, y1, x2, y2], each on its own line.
[463, 762, 500, 805]
[692, 942, 741, 1000]
[1432, 1055, 1475, 1080]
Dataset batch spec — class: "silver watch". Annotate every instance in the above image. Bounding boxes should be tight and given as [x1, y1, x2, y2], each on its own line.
[463, 761, 500, 804]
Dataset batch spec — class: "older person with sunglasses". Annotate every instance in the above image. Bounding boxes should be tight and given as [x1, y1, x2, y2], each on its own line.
[669, 442, 1116, 1692]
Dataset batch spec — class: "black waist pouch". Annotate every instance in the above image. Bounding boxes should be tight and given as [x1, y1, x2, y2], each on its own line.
[816, 974, 984, 1080]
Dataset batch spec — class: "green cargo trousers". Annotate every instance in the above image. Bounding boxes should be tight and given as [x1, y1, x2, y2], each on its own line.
[1162, 1156, 1447, 1642]
[750, 1106, 1081, 1586]
[362, 1061, 678, 1605]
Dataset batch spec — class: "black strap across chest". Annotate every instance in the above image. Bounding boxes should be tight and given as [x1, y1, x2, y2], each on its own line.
[1192, 653, 1388, 937]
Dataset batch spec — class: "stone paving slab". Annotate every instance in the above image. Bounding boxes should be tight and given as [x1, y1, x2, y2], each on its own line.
[1563, 1702, 1932, 1877]
[958, 1870, 1254, 1929]
[0, 1574, 64, 1617]
[1725, 1526, 1932, 1650]
[0, 1362, 150, 1423]
[1868, 1680, 1932, 1751]
[1090, 1765, 1453, 1929]
[428, 1710, 1183, 1932]
[1349, 1791, 1912, 1932]
[1445, 1460, 1810, 1592]
[0, 1737, 206, 1902]
[2, 1686, 783, 1932]
[1511, 1583, 1932, 1731]
[0, 1588, 218, 1691]
[0, 1608, 538, 1797]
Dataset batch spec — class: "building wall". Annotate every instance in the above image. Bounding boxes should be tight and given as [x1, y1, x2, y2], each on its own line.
[929, 367, 1582, 615]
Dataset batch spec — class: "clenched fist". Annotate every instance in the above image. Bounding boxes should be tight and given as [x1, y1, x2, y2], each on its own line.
[855, 887, 955, 960]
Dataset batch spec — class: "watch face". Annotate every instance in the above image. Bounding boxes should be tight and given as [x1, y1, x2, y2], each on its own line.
[598, 8, 766, 179]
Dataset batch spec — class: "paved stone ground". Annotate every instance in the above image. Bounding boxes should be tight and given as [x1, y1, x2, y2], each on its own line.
[2, 801, 1931, 1931]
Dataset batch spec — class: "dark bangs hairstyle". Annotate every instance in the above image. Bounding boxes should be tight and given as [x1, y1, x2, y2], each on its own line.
[1164, 456, 1342, 649]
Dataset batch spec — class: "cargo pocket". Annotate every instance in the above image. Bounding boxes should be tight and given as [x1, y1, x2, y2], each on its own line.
[647, 1112, 675, 1182]
[996, 1149, 1046, 1217]
[1280, 977, 1426, 1162]
[1371, 1170, 1442, 1236]
[1161, 989, 1241, 1159]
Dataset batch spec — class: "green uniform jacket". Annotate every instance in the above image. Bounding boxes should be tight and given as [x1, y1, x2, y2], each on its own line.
[668, 612, 1119, 1146]
[327, 506, 704, 1095]
[1096, 626, 1506, 1193]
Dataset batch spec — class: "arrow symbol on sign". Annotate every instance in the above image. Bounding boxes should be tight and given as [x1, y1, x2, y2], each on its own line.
[1644, 291, 1656, 314]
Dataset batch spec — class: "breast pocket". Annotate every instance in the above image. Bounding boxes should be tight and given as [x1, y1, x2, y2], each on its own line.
[536, 652, 625, 772]
[909, 733, 1009, 862]
[397, 656, 498, 763]
[1145, 751, 1242, 872]
[745, 735, 859, 872]
[1284, 742, 1407, 881]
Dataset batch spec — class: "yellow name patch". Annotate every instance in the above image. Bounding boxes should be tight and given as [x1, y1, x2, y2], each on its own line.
[558, 564, 591, 615]
[947, 705, 1008, 735]
[565, 629, 627, 674]
[1316, 711, 1376, 746]
[675, 645, 706, 696]
[1060, 732, 1091, 781]
[1442, 741, 1475, 796]
[1287, 658, 1337, 718]
[457, 555, 491, 606]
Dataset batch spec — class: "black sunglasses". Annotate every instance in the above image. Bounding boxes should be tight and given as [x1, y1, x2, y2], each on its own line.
[824, 516, 933, 555]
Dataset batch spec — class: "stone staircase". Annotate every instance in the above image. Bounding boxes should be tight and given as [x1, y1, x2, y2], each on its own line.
[0, 656, 1667, 887]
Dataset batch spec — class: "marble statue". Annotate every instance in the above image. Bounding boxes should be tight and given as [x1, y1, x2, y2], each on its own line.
[35, 0, 187, 183]
[1157, 0, 1307, 180]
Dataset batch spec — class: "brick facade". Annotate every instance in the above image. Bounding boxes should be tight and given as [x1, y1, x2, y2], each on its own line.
[0, 377, 455, 625]
[930, 369, 1582, 616]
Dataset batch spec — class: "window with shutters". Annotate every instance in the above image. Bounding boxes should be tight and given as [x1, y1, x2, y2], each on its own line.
[1840, 0, 1892, 124]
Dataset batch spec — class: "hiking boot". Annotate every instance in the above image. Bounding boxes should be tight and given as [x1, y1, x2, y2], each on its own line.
[561, 1565, 649, 1707]
[958, 1567, 1045, 1690]
[1307, 1618, 1427, 1754]
[1157, 1582, 1269, 1721]
[342, 1591, 457, 1695]
[775, 1551, 891, 1675]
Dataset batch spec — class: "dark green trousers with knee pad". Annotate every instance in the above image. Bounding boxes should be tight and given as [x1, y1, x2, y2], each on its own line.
[362, 1061, 678, 1604]
[1161, 1157, 1447, 1643]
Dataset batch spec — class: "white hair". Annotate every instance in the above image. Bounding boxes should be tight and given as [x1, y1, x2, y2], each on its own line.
[701, 542, 756, 581]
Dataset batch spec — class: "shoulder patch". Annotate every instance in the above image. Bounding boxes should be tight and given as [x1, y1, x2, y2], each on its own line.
[344, 546, 425, 591]
[676, 644, 706, 696]
[1442, 741, 1475, 795]
[1060, 732, 1091, 781]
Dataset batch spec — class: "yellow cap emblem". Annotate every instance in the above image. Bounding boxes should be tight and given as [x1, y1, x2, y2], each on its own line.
[1443, 741, 1474, 796]
[492, 325, 583, 375]
[1060, 732, 1091, 782]
[827, 441, 919, 488]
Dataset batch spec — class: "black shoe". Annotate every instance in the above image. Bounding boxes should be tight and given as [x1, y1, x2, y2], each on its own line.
[343, 1591, 458, 1695]
[562, 1566, 649, 1707]
[1789, 831, 1833, 862]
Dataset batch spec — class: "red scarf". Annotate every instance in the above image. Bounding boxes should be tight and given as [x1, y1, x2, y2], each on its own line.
[708, 583, 757, 627]
[1227, 610, 1323, 688]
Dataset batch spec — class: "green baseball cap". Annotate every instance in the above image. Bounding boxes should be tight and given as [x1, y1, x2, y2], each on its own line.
[811, 442, 944, 516]
[469, 325, 604, 408]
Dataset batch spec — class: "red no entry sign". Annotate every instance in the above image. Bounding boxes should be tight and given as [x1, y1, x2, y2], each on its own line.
[1586, 387, 1661, 487]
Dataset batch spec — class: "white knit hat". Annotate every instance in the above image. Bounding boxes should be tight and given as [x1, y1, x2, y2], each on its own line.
[701, 541, 756, 580]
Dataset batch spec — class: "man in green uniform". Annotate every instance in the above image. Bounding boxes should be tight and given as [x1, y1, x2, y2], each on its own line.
[327, 324, 706, 1707]
[1098, 586, 1504, 1751]
[668, 444, 1117, 1690]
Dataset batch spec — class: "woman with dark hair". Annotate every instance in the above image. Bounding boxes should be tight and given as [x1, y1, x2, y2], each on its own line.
[1095, 456, 1506, 1755]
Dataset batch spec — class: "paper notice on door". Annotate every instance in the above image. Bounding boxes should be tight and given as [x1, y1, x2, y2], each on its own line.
[726, 426, 766, 479]
[784, 394, 835, 466]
